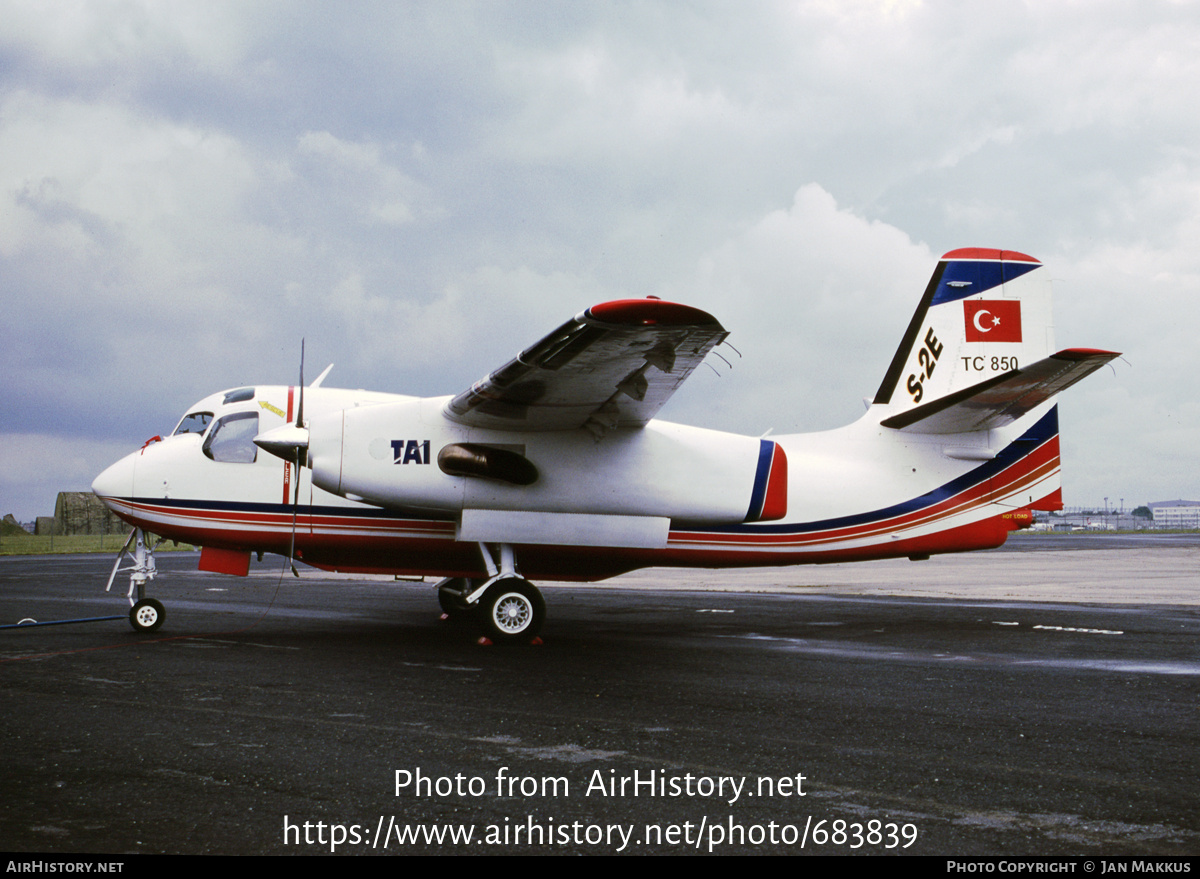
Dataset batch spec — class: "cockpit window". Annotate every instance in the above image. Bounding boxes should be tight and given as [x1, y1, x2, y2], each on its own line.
[202, 412, 259, 463]
[173, 411, 213, 436]
[223, 387, 255, 404]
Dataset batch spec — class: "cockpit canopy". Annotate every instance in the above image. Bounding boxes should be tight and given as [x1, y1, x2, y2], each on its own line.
[173, 411, 213, 436]
[202, 411, 259, 463]
[171, 387, 261, 464]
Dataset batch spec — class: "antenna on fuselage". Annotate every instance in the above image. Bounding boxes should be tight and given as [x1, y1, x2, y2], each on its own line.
[311, 363, 334, 387]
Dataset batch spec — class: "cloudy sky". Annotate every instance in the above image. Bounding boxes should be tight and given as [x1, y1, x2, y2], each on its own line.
[2, 0, 1196, 522]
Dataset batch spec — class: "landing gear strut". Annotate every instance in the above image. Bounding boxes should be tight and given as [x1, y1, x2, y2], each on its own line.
[106, 528, 165, 633]
[434, 543, 546, 643]
[436, 577, 473, 618]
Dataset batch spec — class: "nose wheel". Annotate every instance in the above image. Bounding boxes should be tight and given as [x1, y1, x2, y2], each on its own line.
[130, 598, 165, 632]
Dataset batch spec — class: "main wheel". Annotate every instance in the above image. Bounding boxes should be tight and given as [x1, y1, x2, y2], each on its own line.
[437, 578, 473, 618]
[480, 578, 544, 643]
[129, 598, 165, 633]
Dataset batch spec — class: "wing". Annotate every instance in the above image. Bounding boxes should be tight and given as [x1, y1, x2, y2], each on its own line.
[880, 348, 1120, 434]
[445, 299, 728, 435]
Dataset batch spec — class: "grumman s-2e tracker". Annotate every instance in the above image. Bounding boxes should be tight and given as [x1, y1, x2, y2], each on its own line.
[93, 248, 1118, 643]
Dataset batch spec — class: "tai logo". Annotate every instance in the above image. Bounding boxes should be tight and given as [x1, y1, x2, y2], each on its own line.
[391, 440, 431, 465]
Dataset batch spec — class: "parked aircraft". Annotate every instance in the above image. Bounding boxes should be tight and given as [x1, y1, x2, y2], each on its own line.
[93, 248, 1118, 642]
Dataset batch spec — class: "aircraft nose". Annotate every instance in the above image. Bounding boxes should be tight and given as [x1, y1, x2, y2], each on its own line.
[92, 452, 135, 507]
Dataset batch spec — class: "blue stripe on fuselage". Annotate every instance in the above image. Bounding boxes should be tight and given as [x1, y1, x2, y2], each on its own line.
[745, 439, 775, 521]
[691, 405, 1059, 535]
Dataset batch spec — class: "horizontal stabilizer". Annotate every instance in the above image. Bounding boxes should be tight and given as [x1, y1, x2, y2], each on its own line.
[880, 348, 1120, 434]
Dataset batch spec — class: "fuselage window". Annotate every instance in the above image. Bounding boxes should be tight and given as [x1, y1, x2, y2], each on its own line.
[173, 411, 213, 436]
[202, 412, 259, 463]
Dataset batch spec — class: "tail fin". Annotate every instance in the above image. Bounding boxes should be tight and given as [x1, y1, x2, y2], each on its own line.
[872, 248, 1117, 434]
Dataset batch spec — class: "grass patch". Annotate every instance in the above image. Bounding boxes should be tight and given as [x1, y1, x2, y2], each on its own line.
[0, 534, 196, 556]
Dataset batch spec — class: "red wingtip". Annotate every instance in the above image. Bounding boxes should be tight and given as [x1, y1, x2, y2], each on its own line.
[1053, 348, 1122, 360]
[586, 299, 720, 327]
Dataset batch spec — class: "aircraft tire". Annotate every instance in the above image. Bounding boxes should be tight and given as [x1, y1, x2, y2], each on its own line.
[480, 578, 544, 643]
[129, 598, 165, 633]
[437, 579, 473, 618]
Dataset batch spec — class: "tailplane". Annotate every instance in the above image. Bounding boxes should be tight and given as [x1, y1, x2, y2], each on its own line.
[872, 248, 1118, 433]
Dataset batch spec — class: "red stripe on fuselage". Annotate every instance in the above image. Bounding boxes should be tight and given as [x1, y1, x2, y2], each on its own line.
[672, 434, 1060, 550]
[99, 432, 1060, 579]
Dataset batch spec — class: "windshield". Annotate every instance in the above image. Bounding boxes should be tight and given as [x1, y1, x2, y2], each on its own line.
[173, 411, 213, 436]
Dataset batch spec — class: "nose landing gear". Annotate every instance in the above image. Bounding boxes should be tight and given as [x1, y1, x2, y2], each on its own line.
[106, 529, 166, 632]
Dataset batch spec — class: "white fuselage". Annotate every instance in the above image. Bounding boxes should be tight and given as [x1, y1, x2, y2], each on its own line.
[93, 382, 1057, 581]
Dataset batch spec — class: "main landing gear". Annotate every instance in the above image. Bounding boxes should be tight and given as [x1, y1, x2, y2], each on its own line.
[434, 543, 546, 644]
[106, 528, 165, 633]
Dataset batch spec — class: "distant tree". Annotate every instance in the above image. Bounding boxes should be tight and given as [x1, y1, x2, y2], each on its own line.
[1132, 506, 1152, 520]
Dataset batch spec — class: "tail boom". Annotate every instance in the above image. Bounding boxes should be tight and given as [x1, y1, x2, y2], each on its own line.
[662, 404, 1065, 565]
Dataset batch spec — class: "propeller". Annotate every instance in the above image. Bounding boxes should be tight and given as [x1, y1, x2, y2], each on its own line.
[287, 340, 305, 575]
[254, 341, 311, 576]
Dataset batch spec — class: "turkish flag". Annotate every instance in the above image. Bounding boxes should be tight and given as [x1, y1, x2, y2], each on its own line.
[964, 300, 1022, 343]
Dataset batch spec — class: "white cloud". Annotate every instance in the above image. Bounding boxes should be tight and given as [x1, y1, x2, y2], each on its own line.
[2, 0, 1199, 519]
[0, 434, 134, 517]
[296, 130, 422, 226]
[0, 91, 261, 290]
[494, 39, 752, 167]
[0, 0, 253, 75]
[659, 184, 931, 432]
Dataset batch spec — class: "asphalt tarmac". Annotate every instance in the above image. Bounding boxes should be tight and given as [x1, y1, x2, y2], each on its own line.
[2, 534, 1198, 855]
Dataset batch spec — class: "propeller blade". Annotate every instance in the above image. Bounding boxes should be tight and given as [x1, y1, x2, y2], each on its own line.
[296, 339, 305, 430]
[290, 340, 306, 577]
[288, 453, 301, 578]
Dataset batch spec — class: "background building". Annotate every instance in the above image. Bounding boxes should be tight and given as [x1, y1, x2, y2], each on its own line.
[45, 492, 127, 537]
[1148, 500, 1200, 529]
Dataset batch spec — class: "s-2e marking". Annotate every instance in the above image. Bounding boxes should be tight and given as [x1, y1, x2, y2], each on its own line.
[906, 327, 944, 403]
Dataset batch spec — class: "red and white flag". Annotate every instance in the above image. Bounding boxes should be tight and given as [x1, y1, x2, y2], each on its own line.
[964, 300, 1022, 343]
